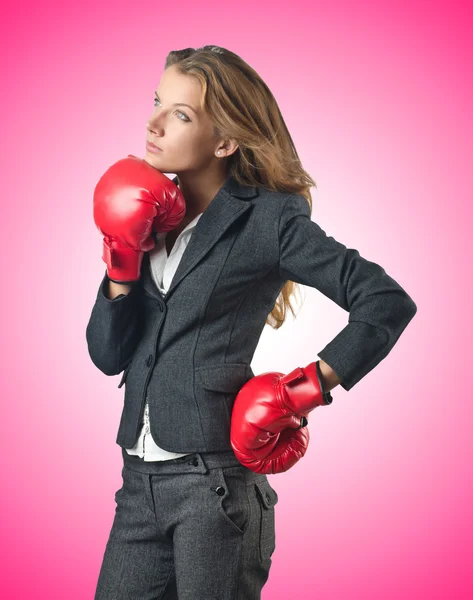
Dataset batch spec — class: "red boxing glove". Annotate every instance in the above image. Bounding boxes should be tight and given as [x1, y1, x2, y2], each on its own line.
[93, 154, 186, 284]
[230, 360, 333, 474]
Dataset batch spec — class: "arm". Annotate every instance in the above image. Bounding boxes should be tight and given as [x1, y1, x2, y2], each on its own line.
[318, 358, 342, 393]
[278, 194, 417, 392]
[85, 269, 143, 376]
[107, 279, 132, 299]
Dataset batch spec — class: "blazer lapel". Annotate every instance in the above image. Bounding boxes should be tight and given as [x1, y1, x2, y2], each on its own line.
[141, 173, 259, 301]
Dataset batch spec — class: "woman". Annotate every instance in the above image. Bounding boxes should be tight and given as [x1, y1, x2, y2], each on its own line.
[87, 45, 417, 599]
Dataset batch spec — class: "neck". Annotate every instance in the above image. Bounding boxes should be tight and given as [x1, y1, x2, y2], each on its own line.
[175, 169, 229, 220]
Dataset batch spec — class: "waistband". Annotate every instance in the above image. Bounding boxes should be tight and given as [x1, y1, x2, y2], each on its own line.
[121, 446, 246, 476]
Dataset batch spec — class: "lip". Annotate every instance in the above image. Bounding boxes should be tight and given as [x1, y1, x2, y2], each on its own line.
[146, 140, 163, 153]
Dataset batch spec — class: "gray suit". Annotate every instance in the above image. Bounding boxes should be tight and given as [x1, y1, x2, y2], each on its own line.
[86, 173, 417, 453]
[87, 173, 417, 599]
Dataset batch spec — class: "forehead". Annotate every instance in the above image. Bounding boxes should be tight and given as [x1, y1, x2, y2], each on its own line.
[158, 66, 204, 113]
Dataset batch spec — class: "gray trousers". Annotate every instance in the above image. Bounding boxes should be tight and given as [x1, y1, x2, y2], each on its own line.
[94, 447, 278, 599]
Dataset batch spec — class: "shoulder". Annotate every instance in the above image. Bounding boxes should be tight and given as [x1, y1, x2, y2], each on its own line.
[253, 187, 311, 218]
[254, 189, 312, 236]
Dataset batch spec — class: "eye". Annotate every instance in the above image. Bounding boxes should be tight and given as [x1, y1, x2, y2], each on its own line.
[153, 97, 190, 122]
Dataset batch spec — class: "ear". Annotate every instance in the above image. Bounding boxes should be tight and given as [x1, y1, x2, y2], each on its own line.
[217, 138, 239, 158]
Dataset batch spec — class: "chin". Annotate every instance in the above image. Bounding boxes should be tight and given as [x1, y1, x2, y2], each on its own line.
[143, 154, 165, 168]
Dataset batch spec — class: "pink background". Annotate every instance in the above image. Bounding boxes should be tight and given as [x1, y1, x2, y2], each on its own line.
[1, 0, 471, 598]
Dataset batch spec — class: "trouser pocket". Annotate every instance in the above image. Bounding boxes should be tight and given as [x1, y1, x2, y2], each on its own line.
[254, 477, 278, 562]
[211, 466, 252, 535]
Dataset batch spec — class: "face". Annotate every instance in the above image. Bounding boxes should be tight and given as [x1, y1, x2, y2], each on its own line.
[144, 65, 223, 173]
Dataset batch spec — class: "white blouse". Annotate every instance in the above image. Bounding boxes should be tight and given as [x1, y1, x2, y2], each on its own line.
[125, 211, 204, 461]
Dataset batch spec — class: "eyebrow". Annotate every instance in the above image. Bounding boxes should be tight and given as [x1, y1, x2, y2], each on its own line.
[154, 91, 198, 114]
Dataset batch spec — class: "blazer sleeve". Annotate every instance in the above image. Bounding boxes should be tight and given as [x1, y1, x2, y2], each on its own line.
[278, 193, 418, 391]
[85, 269, 143, 376]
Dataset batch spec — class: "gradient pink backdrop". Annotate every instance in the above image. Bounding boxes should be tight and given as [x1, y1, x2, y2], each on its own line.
[1, 0, 471, 598]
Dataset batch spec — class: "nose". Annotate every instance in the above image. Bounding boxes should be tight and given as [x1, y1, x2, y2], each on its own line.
[146, 124, 163, 143]
[146, 108, 165, 132]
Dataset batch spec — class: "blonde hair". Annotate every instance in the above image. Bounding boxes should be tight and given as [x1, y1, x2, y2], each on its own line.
[164, 45, 317, 329]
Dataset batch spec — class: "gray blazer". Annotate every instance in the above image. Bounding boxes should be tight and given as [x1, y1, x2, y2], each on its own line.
[86, 174, 417, 453]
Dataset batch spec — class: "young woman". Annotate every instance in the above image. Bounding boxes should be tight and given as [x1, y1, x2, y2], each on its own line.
[87, 45, 417, 600]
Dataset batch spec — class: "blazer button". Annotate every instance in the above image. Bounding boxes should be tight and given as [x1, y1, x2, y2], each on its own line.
[146, 354, 153, 367]
[215, 486, 225, 496]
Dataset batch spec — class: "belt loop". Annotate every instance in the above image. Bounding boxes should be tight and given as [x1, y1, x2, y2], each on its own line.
[193, 453, 210, 474]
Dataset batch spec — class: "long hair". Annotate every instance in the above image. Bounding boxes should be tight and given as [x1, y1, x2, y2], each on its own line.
[164, 45, 317, 329]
